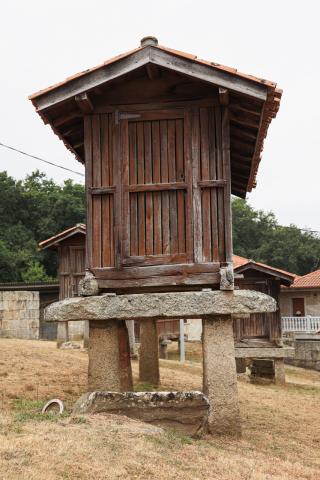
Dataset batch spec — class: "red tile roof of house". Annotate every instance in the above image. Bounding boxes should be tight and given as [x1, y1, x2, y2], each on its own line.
[290, 269, 320, 289]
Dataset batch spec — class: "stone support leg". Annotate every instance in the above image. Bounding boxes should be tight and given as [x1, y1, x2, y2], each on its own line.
[202, 315, 241, 436]
[88, 320, 133, 392]
[83, 320, 89, 348]
[57, 321, 69, 348]
[236, 358, 247, 374]
[126, 320, 136, 356]
[139, 319, 160, 385]
[274, 358, 286, 385]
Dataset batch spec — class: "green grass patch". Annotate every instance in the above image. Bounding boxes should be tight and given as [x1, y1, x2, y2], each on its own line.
[13, 397, 69, 424]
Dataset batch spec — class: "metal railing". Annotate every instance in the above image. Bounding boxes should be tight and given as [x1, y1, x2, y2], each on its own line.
[282, 316, 320, 333]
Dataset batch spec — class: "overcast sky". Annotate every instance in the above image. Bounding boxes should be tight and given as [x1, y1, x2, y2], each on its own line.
[1, 1, 319, 230]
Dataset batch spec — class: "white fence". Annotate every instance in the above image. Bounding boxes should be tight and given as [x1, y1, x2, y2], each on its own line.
[282, 316, 320, 333]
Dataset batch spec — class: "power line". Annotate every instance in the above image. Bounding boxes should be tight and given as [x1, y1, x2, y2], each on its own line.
[0, 142, 84, 177]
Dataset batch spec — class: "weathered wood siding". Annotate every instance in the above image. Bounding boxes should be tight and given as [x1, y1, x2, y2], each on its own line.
[85, 103, 232, 290]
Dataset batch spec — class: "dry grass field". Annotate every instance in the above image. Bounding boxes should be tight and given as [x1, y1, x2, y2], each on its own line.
[0, 338, 320, 480]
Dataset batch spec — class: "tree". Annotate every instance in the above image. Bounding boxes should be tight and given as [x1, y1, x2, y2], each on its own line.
[232, 198, 320, 275]
[0, 170, 85, 282]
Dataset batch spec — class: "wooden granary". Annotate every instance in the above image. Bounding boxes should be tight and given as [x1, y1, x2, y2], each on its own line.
[39, 224, 86, 300]
[32, 39, 284, 436]
[29, 37, 281, 292]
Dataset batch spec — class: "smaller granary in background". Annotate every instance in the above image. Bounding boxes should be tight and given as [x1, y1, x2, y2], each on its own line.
[38, 224, 87, 346]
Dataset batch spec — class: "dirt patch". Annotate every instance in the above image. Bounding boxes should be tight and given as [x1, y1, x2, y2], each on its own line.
[0, 338, 320, 479]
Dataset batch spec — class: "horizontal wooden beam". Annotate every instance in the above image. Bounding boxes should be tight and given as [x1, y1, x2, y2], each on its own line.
[198, 180, 227, 188]
[52, 111, 81, 127]
[97, 273, 220, 289]
[125, 182, 187, 193]
[89, 186, 116, 195]
[33, 46, 267, 111]
[230, 125, 257, 142]
[93, 262, 220, 280]
[230, 110, 260, 129]
[150, 48, 267, 101]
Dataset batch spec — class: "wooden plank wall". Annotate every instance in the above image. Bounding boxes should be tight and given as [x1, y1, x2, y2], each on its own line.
[126, 118, 187, 258]
[85, 114, 115, 269]
[85, 105, 231, 287]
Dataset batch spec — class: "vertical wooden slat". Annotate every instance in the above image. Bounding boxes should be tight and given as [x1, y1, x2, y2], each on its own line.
[121, 119, 130, 258]
[113, 112, 121, 268]
[129, 122, 138, 256]
[152, 121, 162, 255]
[160, 120, 170, 254]
[108, 114, 115, 266]
[168, 120, 178, 253]
[208, 108, 219, 263]
[221, 106, 233, 264]
[176, 118, 186, 253]
[215, 107, 225, 263]
[101, 114, 111, 266]
[144, 121, 154, 255]
[184, 109, 193, 261]
[137, 122, 145, 255]
[84, 116, 93, 269]
[191, 107, 202, 263]
[92, 115, 102, 267]
[200, 108, 212, 262]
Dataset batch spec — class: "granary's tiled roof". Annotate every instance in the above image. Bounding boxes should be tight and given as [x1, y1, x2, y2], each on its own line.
[233, 254, 296, 282]
[290, 269, 320, 289]
[29, 37, 282, 197]
[38, 223, 86, 250]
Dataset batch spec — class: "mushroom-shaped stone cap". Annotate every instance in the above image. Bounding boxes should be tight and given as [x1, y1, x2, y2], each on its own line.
[140, 36, 158, 47]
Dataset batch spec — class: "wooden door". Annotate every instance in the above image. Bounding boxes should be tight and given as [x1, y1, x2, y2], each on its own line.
[292, 297, 305, 316]
[120, 109, 192, 267]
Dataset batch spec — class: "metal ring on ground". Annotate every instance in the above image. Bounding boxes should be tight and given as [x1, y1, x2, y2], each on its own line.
[41, 399, 64, 415]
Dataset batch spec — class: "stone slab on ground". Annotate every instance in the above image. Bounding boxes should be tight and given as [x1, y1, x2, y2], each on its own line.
[73, 391, 209, 437]
[45, 290, 277, 323]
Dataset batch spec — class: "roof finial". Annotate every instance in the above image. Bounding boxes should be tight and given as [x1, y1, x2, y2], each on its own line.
[140, 36, 158, 47]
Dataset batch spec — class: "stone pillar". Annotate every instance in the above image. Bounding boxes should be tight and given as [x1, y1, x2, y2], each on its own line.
[57, 321, 69, 348]
[159, 338, 169, 359]
[83, 320, 89, 348]
[274, 358, 285, 385]
[202, 315, 241, 436]
[126, 320, 136, 356]
[88, 320, 133, 392]
[139, 319, 160, 385]
[236, 358, 247, 374]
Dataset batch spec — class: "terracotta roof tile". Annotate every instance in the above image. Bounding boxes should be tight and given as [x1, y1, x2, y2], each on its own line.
[291, 269, 320, 289]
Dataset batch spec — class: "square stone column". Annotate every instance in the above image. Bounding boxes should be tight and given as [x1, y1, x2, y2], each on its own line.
[83, 320, 89, 348]
[274, 358, 285, 385]
[139, 319, 160, 385]
[57, 321, 69, 348]
[202, 315, 241, 436]
[88, 320, 133, 392]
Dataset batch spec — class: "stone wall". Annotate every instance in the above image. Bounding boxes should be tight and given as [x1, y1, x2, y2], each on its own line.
[280, 290, 320, 316]
[285, 335, 320, 371]
[0, 291, 39, 339]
